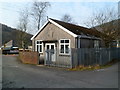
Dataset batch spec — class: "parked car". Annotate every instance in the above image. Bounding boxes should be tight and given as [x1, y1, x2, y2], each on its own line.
[2, 47, 19, 54]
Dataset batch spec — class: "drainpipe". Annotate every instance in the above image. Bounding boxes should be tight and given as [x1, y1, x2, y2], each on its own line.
[75, 36, 81, 48]
[78, 37, 81, 48]
[33, 38, 35, 51]
[78, 36, 82, 48]
[75, 37, 78, 48]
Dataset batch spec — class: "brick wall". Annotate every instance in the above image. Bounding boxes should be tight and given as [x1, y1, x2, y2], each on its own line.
[19, 51, 39, 65]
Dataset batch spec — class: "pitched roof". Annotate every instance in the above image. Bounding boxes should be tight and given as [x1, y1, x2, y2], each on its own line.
[50, 18, 101, 37]
[5, 40, 13, 47]
[31, 18, 101, 40]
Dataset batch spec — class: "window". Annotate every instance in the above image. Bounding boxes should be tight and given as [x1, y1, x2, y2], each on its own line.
[94, 40, 99, 48]
[116, 40, 120, 48]
[59, 39, 70, 55]
[36, 40, 43, 53]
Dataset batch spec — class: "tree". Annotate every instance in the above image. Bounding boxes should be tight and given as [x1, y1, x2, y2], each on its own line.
[17, 8, 29, 49]
[61, 14, 77, 24]
[31, 1, 51, 31]
[61, 14, 72, 23]
[84, 8, 118, 47]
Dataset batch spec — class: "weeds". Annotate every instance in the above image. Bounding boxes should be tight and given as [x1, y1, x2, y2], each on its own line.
[68, 64, 113, 71]
[69, 59, 118, 71]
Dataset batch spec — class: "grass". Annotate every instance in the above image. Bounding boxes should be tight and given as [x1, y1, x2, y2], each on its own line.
[68, 64, 112, 71]
[68, 64, 102, 71]
[68, 59, 118, 71]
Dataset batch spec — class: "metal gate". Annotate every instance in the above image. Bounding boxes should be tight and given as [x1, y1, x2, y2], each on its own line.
[45, 49, 56, 66]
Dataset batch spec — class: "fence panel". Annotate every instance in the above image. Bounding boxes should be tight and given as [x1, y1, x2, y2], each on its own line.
[44, 48, 120, 68]
[100, 48, 109, 65]
[71, 48, 120, 67]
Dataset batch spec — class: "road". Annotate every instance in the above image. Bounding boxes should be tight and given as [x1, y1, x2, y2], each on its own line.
[2, 55, 118, 88]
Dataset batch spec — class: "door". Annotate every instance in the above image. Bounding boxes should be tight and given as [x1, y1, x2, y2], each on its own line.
[45, 43, 55, 62]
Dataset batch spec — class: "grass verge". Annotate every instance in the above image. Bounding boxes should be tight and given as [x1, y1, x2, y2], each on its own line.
[68, 59, 119, 71]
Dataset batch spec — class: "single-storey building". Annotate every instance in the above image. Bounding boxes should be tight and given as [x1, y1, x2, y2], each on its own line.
[111, 40, 120, 48]
[1, 40, 16, 49]
[1, 40, 19, 54]
[31, 18, 102, 65]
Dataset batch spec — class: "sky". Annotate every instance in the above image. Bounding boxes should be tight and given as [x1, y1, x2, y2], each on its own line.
[0, 0, 119, 35]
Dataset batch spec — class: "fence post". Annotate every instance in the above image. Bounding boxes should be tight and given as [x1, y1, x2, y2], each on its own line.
[99, 48, 102, 65]
[49, 50, 51, 65]
[70, 48, 73, 68]
[44, 51, 46, 65]
[54, 48, 57, 66]
[108, 48, 111, 62]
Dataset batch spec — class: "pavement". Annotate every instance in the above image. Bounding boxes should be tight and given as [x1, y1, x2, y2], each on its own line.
[2, 55, 119, 88]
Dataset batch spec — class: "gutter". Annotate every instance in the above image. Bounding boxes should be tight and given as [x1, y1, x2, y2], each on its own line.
[77, 35, 101, 40]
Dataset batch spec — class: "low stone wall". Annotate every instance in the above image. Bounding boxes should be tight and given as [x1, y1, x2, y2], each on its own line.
[19, 51, 39, 65]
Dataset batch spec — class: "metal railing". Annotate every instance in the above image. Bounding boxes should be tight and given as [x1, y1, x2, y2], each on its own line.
[45, 49, 72, 68]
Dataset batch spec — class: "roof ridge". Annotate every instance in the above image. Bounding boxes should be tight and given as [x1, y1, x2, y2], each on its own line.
[49, 18, 101, 37]
[49, 18, 89, 29]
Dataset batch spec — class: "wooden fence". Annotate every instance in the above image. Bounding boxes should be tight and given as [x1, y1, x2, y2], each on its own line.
[71, 48, 120, 67]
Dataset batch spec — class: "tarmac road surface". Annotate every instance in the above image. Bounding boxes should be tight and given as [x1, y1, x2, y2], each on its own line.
[2, 55, 119, 88]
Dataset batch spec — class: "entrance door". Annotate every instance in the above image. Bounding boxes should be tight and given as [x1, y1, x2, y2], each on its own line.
[45, 43, 55, 62]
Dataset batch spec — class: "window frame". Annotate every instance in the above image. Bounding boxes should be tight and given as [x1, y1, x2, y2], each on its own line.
[94, 40, 99, 48]
[59, 39, 70, 55]
[36, 40, 43, 53]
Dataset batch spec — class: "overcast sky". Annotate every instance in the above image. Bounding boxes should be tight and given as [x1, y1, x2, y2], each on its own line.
[0, 0, 119, 34]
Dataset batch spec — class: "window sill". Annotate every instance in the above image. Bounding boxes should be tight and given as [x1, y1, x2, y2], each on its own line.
[39, 52, 43, 54]
[59, 53, 70, 56]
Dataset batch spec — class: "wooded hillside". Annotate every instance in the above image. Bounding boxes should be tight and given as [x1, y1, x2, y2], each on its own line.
[1, 23, 33, 48]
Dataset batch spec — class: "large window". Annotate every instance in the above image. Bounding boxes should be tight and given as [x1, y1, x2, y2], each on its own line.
[36, 40, 43, 53]
[59, 39, 70, 55]
[94, 40, 99, 48]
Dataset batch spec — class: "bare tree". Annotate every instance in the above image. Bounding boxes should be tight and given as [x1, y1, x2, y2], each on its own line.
[17, 8, 29, 49]
[61, 14, 72, 23]
[61, 14, 77, 25]
[84, 8, 118, 47]
[31, 1, 51, 31]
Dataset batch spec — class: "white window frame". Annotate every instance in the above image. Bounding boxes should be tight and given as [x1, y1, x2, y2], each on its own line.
[59, 39, 70, 55]
[94, 40, 99, 48]
[45, 43, 55, 50]
[36, 40, 43, 53]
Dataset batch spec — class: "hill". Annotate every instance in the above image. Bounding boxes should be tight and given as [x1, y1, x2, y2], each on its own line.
[1, 23, 33, 48]
[92, 19, 120, 47]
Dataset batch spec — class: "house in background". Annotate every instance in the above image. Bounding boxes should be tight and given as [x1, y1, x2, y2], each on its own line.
[1, 40, 15, 49]
[1, 40, 19, 54]
[111, 40, 120, 48]
[31, 18, 102, 65]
